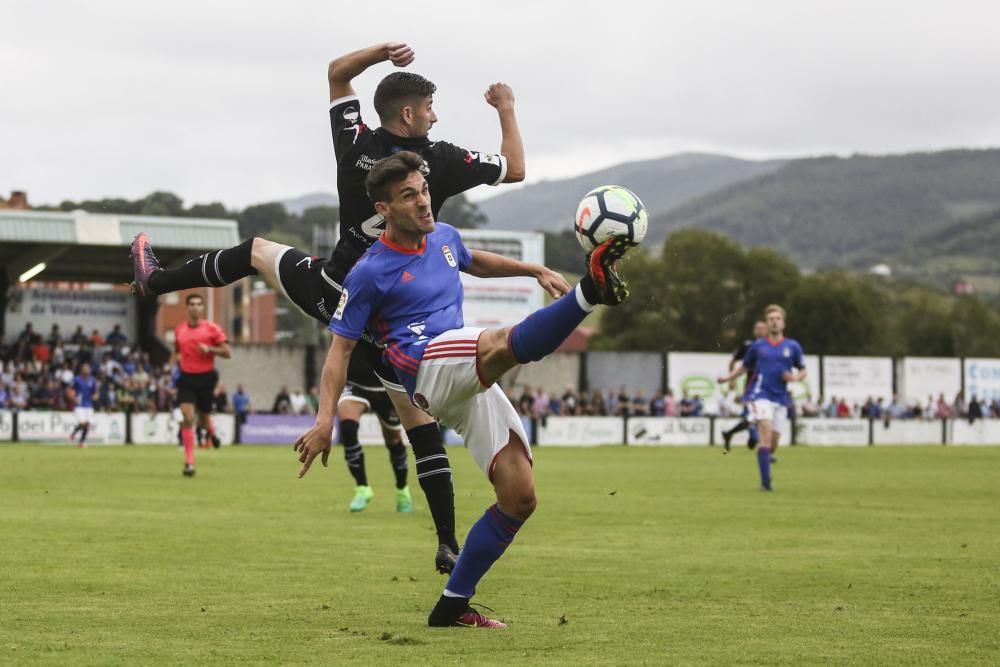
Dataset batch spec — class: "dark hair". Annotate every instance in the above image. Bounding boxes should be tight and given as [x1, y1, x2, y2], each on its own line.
[365, 151, 427, 203]
[373, 72, 436, 123]
[186, 293, 204, 305]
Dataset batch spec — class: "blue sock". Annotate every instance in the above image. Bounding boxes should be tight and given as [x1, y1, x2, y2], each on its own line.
[444, 504, 524, 599]
[757, 447, 771, 489]
[508, 285, 594, 363]
[748, 425, 759, 446]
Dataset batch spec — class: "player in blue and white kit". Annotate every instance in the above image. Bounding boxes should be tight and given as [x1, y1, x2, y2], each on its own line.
[294, 151, 636, 628]
[719, 305, 805, 490]
[69, 363, 98, 448]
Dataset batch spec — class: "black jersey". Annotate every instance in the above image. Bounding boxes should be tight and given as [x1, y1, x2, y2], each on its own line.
[733, 338, 754, 363]
[326, 94, 507, 285]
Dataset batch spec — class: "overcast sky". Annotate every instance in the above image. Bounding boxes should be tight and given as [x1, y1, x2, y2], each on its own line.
[3, 1, 999, 210]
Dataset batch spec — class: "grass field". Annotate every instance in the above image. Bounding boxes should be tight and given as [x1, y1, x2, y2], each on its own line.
[2, 443, 999, 665]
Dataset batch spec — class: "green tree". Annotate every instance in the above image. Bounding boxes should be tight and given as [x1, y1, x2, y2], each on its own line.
[787, 273, 885, 354]
[186, 202, 232, 219]
[238, 202, 288, 237]
[543, 229, 586, 274]
[140, 191, 184, 217]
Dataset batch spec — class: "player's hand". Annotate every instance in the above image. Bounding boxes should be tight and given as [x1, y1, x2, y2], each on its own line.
[535, 266, 571, 299]
[293, 421, 333, 478]
[484, 83, 515, 110]
[782, 371, 798, 382]
[198, 343, 211, 354]
[387, 42, 414, 67]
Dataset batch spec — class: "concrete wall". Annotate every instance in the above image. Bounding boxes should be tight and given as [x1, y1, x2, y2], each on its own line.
[500, 352, 581, 396]
[586, 351, 664, 396]
[215, 344, 309, 412]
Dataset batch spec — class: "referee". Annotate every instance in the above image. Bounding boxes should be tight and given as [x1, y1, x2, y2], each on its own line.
[172, 293, 231, 476]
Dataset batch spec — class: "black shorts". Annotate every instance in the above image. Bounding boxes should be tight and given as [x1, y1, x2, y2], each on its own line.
[275, 246, 405, 392]
[340, 384, 401, 430]
[177, 370, 218, 413]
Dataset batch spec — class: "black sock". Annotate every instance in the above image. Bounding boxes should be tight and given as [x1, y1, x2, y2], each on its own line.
[408, 422, 458, 552]
[428, 594, 470, 627]
[387, 442, 408, 489]
[724, 419, 749, 438]
[579, 274, 599, 305]
[340, 420, 367, 487]
[79, 424, 89, 445]
[148, 238, 258, 294]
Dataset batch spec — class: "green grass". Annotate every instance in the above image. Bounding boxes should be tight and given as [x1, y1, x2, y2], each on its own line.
[2, 444, 998, 665]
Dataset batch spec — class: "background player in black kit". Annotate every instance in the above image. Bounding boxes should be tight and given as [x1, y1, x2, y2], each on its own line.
[719, 320, 767, 451]
[130, 41, 525, 573]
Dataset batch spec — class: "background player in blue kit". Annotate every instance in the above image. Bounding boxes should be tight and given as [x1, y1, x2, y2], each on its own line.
[719, 305, 805, 490]
[719, 320, 767, 452]
[294, 151, 636, 627]
[69, 364, 98, 448]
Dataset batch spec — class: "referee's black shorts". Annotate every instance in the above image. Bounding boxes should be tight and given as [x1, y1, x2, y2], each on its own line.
[177, 369, 219, 414]
[274, 246, 406, 394]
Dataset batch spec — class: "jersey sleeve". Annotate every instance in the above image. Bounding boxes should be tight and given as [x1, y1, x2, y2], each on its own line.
[792, 341, 805, 369]
[211, 323, 228, 346]
[733, 341, 750, 362]
[433, 141, 508, 197]
[329, 95, 371, 161]
[329, 259, 380, 340]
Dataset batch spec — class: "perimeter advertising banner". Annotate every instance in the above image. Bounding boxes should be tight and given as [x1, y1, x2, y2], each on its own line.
[4, 286, 136, 343]
[796, 418, 868, 446]
[458, 230, 544, 328]
[131, 413, 235, 445]
[627, 417, 711, 446]
[667, 352, 820, 414]
[16, 411, 127, 444]
[536, 416, 622, 447]
[963, 358, 1000, 404]
[240, 414, 399, 445]
[821, 356, 893, 405]
[900, 357, 962, 405]
[0, 410, 12, 441]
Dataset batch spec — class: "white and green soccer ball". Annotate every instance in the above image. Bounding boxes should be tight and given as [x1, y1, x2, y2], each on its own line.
[573, 185, 648, 252]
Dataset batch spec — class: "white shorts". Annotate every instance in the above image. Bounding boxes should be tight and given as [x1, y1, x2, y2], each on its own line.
[748, 399, 788, 434]
[413, 327, 531, 479]
[74, 407, 95, 422]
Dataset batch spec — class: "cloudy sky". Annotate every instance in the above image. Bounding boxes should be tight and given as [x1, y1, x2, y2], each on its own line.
[3, 1, 998, 210]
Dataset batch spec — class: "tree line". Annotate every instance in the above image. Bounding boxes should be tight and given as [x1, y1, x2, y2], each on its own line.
[593, 228, 1000, 357]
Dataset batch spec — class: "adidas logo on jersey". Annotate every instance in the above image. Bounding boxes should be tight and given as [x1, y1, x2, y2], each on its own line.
[402, 271, 416, 283]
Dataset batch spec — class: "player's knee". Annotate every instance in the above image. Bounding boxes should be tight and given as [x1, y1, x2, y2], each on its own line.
[510, 491, 537, 520]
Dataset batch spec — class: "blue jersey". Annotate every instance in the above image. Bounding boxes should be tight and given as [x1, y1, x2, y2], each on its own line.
[330, 223, 472, 397]
[743, 337, 804, 403]
[72, 376, 97, 408]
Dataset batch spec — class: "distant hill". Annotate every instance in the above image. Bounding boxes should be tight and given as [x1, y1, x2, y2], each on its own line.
[477, 153, 787, 232]
[652, 148, 1000, 271]
[282, 192, 338, 215]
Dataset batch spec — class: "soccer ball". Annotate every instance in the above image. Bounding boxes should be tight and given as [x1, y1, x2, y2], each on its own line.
[574, 185, 648, 252]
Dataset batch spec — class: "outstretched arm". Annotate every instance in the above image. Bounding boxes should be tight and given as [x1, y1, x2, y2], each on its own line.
[328, 42, 415, 102]
[465, 249, 570, 298]
[293, 333, 357, 477]
[484, 83, 525, 182]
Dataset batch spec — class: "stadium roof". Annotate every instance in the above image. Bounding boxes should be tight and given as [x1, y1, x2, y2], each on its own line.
[0, 209, 240, 284]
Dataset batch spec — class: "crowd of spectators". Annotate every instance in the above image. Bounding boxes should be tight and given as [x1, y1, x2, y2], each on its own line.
[507, 383, 1000, 424]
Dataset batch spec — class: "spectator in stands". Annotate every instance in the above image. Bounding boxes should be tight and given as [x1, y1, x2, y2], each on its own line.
[532, 387, 550, 420]
[631, 390, 649, 417]
[9, 381, 28, 410]
[232, 384, 251, 424]
[836, 398, 851, 418]
[663, 388, 677, 417]
[90, 329, 106, 346]
[213, 383, 229, 414]
[289, 388, 310, 415]
[70, 325, 87, 345]
[592, 388, 610, 416]
[106, 324, 128, 346]
[968, 395, 983, 424]
[16, 323, 35, 347]
[952, 392, 966, 419]
[935, 394, 952, 419]
[46, 324, 63, 348]
[649, 389, 665, 416]
[0, 384, 9, 408]
[272, 386, 292, 414]
[559, 385, 577, 416]
[517, 386, 534, 417]
[615, 386, 631, 418]
[306, 386, 320, 414]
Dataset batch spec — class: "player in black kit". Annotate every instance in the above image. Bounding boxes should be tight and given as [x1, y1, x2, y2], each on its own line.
[718, 320, 767, 451]
[130, 41, 525, 573]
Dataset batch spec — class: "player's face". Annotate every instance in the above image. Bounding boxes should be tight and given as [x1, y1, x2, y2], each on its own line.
[753, 321, 768, 338]
[409, 96, 437, 136]
[382, 172, 435, 236]
[766, 311, 785, 336]
[187, 298, 205, 320]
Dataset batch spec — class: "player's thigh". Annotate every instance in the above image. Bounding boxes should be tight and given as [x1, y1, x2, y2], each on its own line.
[249, 238, 291, 287]
[476, 328, 519, 387]
[386, 387, 434, 429]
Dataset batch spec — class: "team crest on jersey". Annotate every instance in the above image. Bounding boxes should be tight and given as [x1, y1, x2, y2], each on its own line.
[442, 245, 457, 267]
[783, 347, 790, 357]
[342, 106, 359, 123]
[481, 153, 501, 167]
[333, 288, 349, 320]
